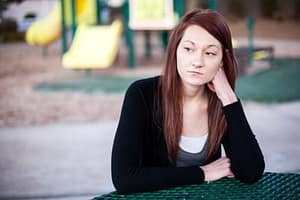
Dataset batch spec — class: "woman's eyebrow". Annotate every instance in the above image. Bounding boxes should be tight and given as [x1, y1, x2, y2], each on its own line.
[183, 40, 220, 49]
[206, 44, 221, 50]
[182, 40, 195, 45]
[207, 44, 218, 48]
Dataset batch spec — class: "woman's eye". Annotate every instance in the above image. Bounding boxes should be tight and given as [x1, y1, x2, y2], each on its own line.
[184, 47, 193, 52]
[206, 52, 216, 56]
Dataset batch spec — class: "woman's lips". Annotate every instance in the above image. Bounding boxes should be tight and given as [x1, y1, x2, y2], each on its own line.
[188, 70, 203, 76]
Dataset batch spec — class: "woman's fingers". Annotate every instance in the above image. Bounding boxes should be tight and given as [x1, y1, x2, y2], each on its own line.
[226, 168, 235, 178]
[208, 157, 230, 167]
[227, 173, 235, 178]
[200, 157, 234, 182]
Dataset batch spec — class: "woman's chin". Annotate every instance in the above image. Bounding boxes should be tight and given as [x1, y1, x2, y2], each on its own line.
[183, 78, 207, 87]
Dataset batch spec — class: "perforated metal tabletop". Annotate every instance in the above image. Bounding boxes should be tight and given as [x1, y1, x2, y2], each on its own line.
[93, 172, 300, 199]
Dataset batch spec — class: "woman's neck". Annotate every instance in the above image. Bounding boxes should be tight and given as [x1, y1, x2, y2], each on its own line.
[182, 84, 208, 104]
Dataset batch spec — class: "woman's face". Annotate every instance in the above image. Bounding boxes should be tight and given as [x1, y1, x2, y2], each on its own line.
[176, 25, 223, 87]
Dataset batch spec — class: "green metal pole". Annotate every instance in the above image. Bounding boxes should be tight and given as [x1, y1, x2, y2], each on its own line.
[209, 0, 217, 10]
[160, 0, 183, 50]
[161, 31, 168, 50]
[122, 1, 136, 69]
[144, 31, 151, 60]
[96, 0, 101, 24]
[247, 16, 254, 64]
[61, 0, 67, 54]
[174, 0, 184, 18]
[70, 0, 76, 40]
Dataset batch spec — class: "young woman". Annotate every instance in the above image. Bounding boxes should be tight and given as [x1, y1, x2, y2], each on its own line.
[111, 8, 265, 194]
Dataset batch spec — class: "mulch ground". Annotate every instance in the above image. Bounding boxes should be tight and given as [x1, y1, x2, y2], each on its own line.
[0, 18, 299, 127]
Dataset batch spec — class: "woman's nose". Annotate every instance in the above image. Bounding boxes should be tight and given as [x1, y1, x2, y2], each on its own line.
[192, 54, 204, 68]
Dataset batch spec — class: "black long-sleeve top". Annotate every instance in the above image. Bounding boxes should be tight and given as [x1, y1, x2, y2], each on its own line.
[111, 76, 265, 194]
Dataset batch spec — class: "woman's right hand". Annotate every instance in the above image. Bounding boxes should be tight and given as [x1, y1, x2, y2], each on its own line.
[200, 157, 234, 182]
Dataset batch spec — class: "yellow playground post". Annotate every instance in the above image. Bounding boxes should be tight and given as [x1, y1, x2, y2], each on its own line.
[26, 0, 96, 46]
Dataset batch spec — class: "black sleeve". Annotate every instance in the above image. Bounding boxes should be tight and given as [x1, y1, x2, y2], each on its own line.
[111, 82, 204, 194]
[222, 100, 265, 183]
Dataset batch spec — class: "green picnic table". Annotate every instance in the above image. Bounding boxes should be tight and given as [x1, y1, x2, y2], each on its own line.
[93, 172, 300, 199]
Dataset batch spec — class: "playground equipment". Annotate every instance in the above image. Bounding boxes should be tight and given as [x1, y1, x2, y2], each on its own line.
[26, 0, 273, 72]
[25, 0, 184, 69]
[233, 16, 274, 76]
[128, 0, 176, 30]
[26, 0, 123, 69]
[124, 0, 184, 68]
[63, 20, 122, 69]
[206, 0, 274, 75]
[26, 0, 97, 46]
[25, 3, 61, 46]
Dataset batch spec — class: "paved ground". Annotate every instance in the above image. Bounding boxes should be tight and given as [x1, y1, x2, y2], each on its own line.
[0, 101, 300, 200]
[0, 121, 116, 200]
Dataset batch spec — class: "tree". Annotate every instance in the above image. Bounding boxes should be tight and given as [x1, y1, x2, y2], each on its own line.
[0, 0, 24, 18]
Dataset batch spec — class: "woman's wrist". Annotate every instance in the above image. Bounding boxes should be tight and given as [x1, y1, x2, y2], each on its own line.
[219, 90, 237, 106]
[199, 166, 207, 182]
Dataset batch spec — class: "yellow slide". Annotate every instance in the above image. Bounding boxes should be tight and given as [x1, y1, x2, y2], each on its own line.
[26, 0, 97, 46]
[62, 20, 123, 69]
[26, 0, 123, 69]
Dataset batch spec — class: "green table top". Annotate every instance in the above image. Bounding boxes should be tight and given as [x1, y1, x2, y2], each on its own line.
[93, 172, 300, 199]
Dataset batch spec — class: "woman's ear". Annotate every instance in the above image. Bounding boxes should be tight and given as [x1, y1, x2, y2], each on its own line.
[207, 82, 215, 93]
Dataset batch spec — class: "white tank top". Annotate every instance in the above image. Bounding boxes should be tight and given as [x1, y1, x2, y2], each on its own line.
[179, 134, 208, 153]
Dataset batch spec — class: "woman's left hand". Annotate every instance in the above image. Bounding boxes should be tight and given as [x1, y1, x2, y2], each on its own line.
[207, 67, 237, 106]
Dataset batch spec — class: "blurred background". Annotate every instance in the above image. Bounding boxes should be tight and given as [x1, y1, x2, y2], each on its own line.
[0, 0, 299, 199]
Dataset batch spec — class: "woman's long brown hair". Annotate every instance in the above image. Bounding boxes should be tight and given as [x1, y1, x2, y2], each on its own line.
[156, 9, 237, 161]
